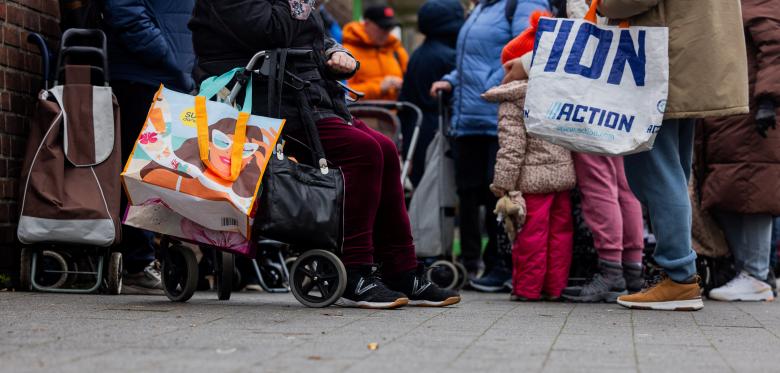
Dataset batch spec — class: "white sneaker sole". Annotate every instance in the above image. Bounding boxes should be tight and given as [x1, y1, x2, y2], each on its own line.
[408, 296, 461, 307]
[336, 297, 408, 309]
[617, 298, 704, 311]
[709, 289, 775, 302]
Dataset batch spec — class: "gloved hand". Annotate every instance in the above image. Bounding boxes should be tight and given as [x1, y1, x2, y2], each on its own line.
[494, 192, 526, 241]
[755, 98, 777, 138]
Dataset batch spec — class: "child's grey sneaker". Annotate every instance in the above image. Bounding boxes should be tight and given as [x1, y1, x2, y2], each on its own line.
[123, 261, 163, 294]
[562, 259, 627, 303]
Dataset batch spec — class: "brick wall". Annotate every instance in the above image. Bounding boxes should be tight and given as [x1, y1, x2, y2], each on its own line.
[0, 1, 60, 282]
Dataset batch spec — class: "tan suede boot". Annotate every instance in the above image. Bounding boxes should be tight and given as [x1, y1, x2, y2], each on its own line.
[617, 275, 703, 311]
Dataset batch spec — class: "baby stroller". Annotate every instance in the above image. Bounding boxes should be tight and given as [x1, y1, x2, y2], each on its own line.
[154, 49, 347, 308]
[348, 100, 423, 189]
[17, 29, 123, 294]
[407, 91, 466, 290]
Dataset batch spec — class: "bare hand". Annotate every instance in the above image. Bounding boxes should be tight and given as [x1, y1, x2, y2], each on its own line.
[326, 52, 357, 74]
[501, 57, 528, 84]
[380, 76, 403, 94]
[429, 81, 453, 97]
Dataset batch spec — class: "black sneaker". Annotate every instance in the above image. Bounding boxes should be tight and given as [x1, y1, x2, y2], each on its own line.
[385, 264, 461, 307]
[336, 266, 408, 309]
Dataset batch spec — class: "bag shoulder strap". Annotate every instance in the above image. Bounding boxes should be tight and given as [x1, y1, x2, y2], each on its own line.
[505, 0, 518, 24]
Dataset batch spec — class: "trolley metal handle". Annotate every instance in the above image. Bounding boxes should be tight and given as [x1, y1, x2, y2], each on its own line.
[26, 33, 51, 90]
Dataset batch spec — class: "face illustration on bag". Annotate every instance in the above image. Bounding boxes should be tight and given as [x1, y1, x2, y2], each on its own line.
[209, 129, 262, 178]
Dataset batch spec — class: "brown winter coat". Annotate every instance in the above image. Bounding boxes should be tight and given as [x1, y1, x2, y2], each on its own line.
[485, 81, 576, 195]
[599, 0, 750, 120]
[694, 0, 780, 215]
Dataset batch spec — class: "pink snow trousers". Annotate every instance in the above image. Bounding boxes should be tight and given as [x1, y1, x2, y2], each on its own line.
[512, 191, 573, 299]
[573, 153, 644, 264]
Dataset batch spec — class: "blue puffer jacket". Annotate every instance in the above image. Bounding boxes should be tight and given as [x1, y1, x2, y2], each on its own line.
[103, 0, 196, 92]
[443, 0, 549, 137]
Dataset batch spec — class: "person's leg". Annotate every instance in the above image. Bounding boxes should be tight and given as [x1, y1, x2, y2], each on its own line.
[714, 212, 773, 280]
[623, 119, 697, 283]
[572, 153, 624, 262]
[709, 211, 774, 301]
[113, 80, 160, 292]
[310, 118, 408, 309]
[511, 193, 554, 300]
[311, 118, 384, 268]
[353, 121, 417, 277]
[481, 136, 501, 272]
[563, 154, 628, 302]
[617, 119, 702, 311]
[616, 157, 646, 292]
[543, 190, 574, 298]
[454, 137, 484, 274]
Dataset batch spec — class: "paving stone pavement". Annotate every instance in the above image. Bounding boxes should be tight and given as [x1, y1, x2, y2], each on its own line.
[2, 290, 780, 372]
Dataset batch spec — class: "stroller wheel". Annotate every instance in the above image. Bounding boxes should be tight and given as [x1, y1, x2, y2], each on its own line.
[427, 260, 459, 290]
[106, 252, 122, 295]
[19, 248, 32, 291]
[215, 251, 234, 301]
[162, 245, 198, 302]
[454, 261, 469, 290]
[290, 250, 346, 308]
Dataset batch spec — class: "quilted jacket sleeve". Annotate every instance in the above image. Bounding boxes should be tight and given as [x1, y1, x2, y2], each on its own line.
[492, 101, 527, 193]
[742, 0, 780, 103]
[103, 0, 178, 71]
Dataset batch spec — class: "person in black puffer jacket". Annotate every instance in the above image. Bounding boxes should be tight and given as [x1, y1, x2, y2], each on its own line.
[189, 0, 460, 309]
[398, 0, 464, 187]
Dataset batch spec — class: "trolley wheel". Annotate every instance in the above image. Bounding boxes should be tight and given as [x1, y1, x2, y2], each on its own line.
[162, 245, 198, 302]
[106, 252, 122, 295]
[290, 250, 346, 308]
[427, 260, 459, 290]
[454, 261, 469, 290]
[19, 248, 32, 291]
[215, 251, 234, 301]
[40, 250, 69, 288]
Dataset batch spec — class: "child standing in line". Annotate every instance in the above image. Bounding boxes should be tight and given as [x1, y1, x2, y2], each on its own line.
[486, 11, 576, 301]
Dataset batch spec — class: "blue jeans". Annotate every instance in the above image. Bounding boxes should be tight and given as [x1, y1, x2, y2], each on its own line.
[771, 217, 780, 268]
[624, 119, 697, 282]
[714, 212, 773, 280]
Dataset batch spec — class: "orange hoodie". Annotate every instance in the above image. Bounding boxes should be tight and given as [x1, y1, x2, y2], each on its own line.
[342, 21, 409, 101]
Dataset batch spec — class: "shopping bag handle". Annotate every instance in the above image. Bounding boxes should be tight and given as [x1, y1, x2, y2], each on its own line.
[198, 67, 253, 113]
[195, 68, 254, 181]
[585, 0, 630, 28]
[194, 96, 249, 181]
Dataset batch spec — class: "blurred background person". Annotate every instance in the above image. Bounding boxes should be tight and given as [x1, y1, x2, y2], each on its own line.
[343, 4, 408, 100]
[102, 0, 196, 294]
[398, 0, 465, 187]
[697, 0, 779, 302]
[429, 0, 550, 291]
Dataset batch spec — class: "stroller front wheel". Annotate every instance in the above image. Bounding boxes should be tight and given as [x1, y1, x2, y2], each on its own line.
[290, 250, 346, 308]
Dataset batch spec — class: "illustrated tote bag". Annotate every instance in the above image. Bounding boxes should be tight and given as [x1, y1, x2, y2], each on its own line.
[524, 0, 669, 155]
[122, 68, 285, 242]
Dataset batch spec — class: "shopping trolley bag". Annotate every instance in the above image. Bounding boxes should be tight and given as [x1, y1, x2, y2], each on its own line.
[122, 68, 284, 249]
[524, 0, 668, 156]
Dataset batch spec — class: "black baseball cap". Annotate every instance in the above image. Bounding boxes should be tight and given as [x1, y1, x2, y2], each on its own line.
[364, 5, 401, 30]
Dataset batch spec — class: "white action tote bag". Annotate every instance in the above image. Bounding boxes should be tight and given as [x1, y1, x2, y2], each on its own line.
[524, 0, 668, 155]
